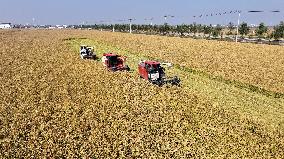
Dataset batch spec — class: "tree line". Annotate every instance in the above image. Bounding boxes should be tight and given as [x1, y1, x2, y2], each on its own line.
[74, 21, 284, 40]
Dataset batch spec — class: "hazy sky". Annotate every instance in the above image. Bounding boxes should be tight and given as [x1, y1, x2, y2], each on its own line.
[0, 0, 283, 25]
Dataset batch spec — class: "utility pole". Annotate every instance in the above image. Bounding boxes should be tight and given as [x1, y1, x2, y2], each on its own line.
[235, 12, 241, 43]
[106, 20, 114, 32]
[32, 18, 35, 27]
[144, 18, 154, 26]
[164, 15, 174, 24]
[164, 15, 167, 23]
[81, 21, 86, 29]
[128, 18, 133, 33]
[150, 18, 153, 26]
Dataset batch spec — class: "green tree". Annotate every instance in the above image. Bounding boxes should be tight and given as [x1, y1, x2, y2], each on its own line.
[203, 24, 213, 38]
[227, 22, 235, 35]
[196, 24, 203, 35]
[189, 23, 198, 36]
[159, 23, 171, 35]
[176, 24, 189, 37]
[256, 22, 268, 38]
[239, 22, 250, 37]
[212, 24, 223, 38]
[272, 21, 284, 40]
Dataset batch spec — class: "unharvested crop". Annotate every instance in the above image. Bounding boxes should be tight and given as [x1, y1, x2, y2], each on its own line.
[0, 30, 284, 158]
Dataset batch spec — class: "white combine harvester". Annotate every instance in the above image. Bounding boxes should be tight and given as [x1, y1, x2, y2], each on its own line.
[80, 45, 96, 60]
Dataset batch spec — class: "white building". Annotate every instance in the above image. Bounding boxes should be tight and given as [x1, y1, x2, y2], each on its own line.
[0, 23, 12, 29]
[55, 25, 67, 29]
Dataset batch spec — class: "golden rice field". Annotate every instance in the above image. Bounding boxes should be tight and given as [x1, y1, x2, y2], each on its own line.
[0, 29, 284, 158]
[81, 30, 284, 94]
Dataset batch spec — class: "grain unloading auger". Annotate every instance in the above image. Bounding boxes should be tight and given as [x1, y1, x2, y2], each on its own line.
[138, 60, 180, 86]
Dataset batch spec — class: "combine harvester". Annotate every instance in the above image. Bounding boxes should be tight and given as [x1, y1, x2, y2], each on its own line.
[80, 45, 97, 60]
[138, 60, 180, 86]
[101, 53, 130, 71]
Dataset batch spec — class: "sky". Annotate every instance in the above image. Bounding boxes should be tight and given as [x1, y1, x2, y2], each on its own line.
[0, 0, 284, 26]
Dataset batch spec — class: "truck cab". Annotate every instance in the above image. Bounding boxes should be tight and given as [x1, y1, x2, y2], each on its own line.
[80, 45, 87, 51]
[102, 53, 130, 71]
[138, 61, 165, 81]
[138, 60, 180, 86]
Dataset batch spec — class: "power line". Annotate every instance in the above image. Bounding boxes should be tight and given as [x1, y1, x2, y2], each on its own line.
[87, 10, 281, 26]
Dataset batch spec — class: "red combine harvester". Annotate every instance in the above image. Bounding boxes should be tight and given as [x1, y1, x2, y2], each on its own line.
[138, 60, 180, 86]
[102, 53, 130, 71]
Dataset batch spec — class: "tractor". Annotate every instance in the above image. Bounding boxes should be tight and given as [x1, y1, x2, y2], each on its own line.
[80, 45, 96, 60]
[102, 53, 130, 71]
[138, 60, 180, 86]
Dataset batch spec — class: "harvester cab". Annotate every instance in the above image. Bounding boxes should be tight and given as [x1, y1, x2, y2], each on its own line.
[80, 45, 96, 60]
[102, 53, 130, 71]
[138, 60, 180, 86]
